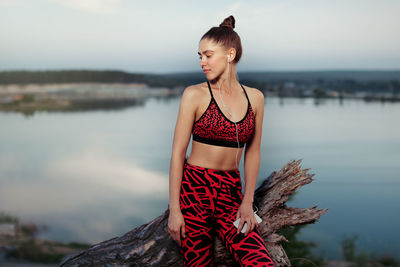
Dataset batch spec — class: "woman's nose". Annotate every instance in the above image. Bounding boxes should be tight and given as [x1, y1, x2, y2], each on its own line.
[199, 56, 206, 67]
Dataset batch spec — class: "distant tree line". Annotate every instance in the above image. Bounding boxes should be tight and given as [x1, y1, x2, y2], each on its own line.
[0, 70, 182, 88]
[314, 78, 400, 95]
[1, 70, 399, 95]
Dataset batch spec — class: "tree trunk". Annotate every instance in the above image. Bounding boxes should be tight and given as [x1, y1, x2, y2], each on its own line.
[60, 159, 328, 266]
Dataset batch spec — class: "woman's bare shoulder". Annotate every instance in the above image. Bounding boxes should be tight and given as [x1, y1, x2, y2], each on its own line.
[181, 82, 209, 102]
[242, 85, 264, 114]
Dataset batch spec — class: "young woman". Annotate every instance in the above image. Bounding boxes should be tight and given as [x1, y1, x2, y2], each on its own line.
[168, 16, 275, 266]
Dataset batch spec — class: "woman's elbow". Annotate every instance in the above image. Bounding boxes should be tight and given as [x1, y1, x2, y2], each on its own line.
[171, 144, 188, 160]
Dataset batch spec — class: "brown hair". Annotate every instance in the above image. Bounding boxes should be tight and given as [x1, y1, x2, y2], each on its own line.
[200, 15, 243, 64]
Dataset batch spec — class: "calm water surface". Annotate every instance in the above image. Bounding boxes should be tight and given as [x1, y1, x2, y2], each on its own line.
[0, 95, 399, 260]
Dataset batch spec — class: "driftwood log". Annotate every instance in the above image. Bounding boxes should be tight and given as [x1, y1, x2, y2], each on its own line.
[60, 159, 327, 266]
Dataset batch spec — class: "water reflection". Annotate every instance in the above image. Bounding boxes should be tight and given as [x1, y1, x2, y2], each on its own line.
[0, 94, 399, 260]
[0, 148, 168, 243]
[46, 149, 168, 197]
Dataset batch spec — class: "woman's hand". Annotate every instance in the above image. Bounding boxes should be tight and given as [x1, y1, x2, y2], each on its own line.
[168, 209, 186, 247]
[236, 201, 258, 236]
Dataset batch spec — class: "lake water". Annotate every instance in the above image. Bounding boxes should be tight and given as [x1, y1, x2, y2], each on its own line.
[0, 95, 399, 260]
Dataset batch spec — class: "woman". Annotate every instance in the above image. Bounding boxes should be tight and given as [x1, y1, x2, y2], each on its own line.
[168, 16, 275, 266]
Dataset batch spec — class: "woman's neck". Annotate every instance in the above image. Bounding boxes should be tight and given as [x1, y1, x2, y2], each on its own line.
[210, 65, 239, 95]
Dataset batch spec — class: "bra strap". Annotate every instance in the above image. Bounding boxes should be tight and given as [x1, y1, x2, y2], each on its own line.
[207, 80, 214, 99]
[240, 84, 251, 104]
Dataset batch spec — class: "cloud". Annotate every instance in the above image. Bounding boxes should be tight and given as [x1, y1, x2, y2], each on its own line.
[2, 0, 399, 71]
[0, 149, 168, 215]
[48, 0, 122, 14]
[227, 2, 241, 14]
[46, 149, 169, 197]
[0, 0, 30, 7]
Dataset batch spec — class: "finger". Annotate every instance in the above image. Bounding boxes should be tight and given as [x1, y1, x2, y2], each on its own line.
[172, 227, 181, 245]
[177, 232, 181, 247]
[236, 211, 240, 220]
[250, 221, 255, 234]
[237, 220, 242, 234]
[181, 224, 186, 239]
[244, 222, 249, 236]
[168, 227, 173, 237]
[238, 220, 246, 234]
[169, 229, 175, 239]
[246, 221, 254, 236]
[245, 218, 255, 235]
[237, 217, 245, 234]
[252, 219, 257, 230]
[171, 229, 179, 244]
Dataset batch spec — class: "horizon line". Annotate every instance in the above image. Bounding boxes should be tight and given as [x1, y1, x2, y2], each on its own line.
[1, 68, 400, 75]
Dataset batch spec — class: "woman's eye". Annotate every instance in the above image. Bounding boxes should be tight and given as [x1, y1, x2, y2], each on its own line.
[198, 55, 211, 59]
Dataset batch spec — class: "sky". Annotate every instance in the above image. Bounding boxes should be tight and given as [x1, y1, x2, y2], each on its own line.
[0, 0, 399, 74]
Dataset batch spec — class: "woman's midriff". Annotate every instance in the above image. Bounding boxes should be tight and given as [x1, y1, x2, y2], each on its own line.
[187, 140, 244, 171]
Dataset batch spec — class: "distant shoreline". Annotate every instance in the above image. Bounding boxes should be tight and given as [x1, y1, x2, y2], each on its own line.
[1, 69, 399, 114]
[0, 82, 399, 116]
[0, 82, 184, 114]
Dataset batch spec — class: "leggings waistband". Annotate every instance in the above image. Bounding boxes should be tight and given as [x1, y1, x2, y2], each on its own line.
[183, 160, 241, 189]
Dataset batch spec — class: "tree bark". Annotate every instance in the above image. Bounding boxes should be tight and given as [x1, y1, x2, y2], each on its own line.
[60, 159, 328, 266]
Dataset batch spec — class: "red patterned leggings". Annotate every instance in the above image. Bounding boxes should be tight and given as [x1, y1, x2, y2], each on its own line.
[179, 160, 275, 267]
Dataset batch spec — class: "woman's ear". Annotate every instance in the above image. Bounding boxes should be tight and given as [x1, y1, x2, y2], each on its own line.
[228, 48, 237, 63]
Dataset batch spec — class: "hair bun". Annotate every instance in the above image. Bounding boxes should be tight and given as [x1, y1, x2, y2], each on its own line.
[219, 15, 235, 29]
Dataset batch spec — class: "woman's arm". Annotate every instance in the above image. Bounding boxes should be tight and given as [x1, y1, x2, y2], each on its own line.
[243, 88, 264, 204]
[236, 88, 264, 236]
[168, 85, 198, 246]
[169, 86, 197, 212]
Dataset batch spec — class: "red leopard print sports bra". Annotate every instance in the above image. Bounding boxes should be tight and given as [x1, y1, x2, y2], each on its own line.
[191, 81, 256, 148]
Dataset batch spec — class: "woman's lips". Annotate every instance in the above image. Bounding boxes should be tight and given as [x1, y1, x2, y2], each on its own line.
[203, 69, 210, 73]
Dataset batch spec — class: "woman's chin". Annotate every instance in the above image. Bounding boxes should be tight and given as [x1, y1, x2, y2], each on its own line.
[204, 72, 215, 80]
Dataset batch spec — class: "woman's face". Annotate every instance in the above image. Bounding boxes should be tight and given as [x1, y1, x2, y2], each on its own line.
[198, 38, 229, 81]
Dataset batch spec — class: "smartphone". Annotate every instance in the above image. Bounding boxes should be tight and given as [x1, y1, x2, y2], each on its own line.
[233, 212, 262, 233]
